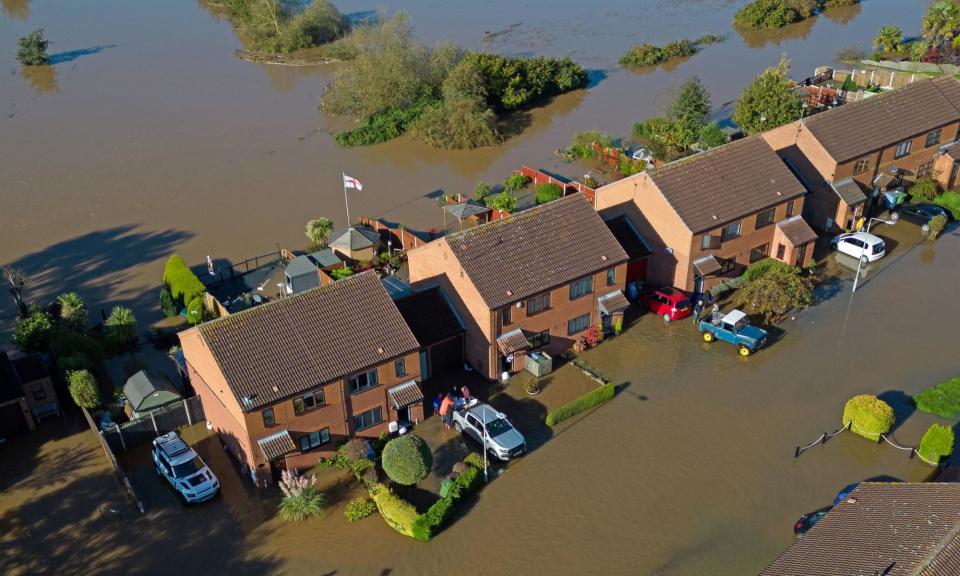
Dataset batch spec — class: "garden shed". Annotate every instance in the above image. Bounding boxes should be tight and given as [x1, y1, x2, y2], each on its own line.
[124, 369, 182, 418]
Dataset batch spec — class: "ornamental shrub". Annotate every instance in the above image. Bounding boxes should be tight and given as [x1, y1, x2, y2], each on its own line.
[163, 254, 206, 307]
[381, 435, 433, 486]
[842, 394, 895, 441]
[67, 369, 101, 410]
[910, 177, 940, 202]
[545, 383, 616, 427]
[620, 43, 665, 67]
[344, 497, 377, 521]
[486, 191, 518, 213]
[914, 377, 960, 418]
[463, 451, 484, 469]
[454, 464, 482, 493]
[743, 258, 796, 282]
[369, 483, 420, 538]
[12, 306, 53, 354]
[186, 296, 206, 325]
[160, 288, 177, 317]
[278, 470, 326, 522]
[927, 214, 948, 240]
[919, 423, 955, 463]
[504, 173, 531, 193]
[16, 29, 49, 66]
[535, 183, 563, 205]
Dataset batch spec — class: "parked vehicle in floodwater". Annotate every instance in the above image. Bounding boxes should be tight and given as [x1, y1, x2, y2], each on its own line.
[699, 310, 768, 356]
[152, 431, 219, 504]
[640, 287, 692, 322]
[891, 203, 953, 229]
[452, 401, 526, 461]
[830, 232, 886, 263]
[794, 506, 832, 537]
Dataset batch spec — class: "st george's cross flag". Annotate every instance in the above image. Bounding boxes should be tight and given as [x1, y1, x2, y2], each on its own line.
[343, 173, 363, 191]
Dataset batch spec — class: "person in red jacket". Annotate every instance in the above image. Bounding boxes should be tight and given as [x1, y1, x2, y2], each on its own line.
[439, 394, 454, 429]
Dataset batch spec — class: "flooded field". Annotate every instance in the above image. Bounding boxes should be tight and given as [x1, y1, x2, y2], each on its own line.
[0, 0, 925, 326]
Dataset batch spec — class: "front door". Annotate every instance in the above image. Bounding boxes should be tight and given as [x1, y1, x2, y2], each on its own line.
[693, 275, 704, 298]
[397, 406, 410, 424]
[419, 350, 429, 381]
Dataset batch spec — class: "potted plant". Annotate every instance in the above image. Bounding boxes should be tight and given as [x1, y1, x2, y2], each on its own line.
[523, 376, 541, 396]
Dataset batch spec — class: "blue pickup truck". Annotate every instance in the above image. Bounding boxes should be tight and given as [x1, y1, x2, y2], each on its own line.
[698, 309, 768, 356]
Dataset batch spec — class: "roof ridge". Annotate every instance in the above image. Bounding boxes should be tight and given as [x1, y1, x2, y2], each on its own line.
[446, 193, 584, 243]
[929, 74, 960, 115]
[651, 135, 762, 177]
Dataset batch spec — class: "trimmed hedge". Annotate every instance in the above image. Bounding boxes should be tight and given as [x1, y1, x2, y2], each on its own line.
[344, 497, 377, 522]
[914, 377, 960, 419]
[919, 423, 955, 464]
[743, 258, 796, 282]
[369, 483, 420, 538]
[163, 254, 205, 307]
[545, 382, 616, 427]
[842, 394, 894, 442]
[382, 435, 432, 486]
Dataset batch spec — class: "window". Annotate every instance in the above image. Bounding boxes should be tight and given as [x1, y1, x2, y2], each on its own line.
[926, 128, 943, 148]
[569, 277, 593, 300]
[526, 293, 551, 315]
[528, 330, 550, 349]
[606, 268, 616, 286]
[348, 369, 379, 394]
[720, 220, 741, 242]
[567, 314, 591, 336]
[719, 257, 736, 274]
[354, 406, 384, 431]
[776, 244, 786, 260]
[394, 358, 406, 377]
[502, 306, 512, 326]
[917, 161, 934, 179]
[700, 234, 712, 250]
[785, 200, 796, 218]
[293, 390, 325, 415]
[299, 428, 331, 452]
[749, 243, 769, 263]
[755, 208, 776, 229]
[894, 139, 912, 159]
[31, 384, 46, 401]
[262, 407, 276, 427]
[853, 158, 870, 175]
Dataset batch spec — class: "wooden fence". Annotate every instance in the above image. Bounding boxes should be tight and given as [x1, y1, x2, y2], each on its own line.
[358, 217, 431, 251]
[519, 166, 596, 205]
[102, 396, 205, 453]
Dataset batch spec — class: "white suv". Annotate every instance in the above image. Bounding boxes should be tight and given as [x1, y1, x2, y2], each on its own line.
[152, 431, 219, 504]
[831, 231, 886, 263]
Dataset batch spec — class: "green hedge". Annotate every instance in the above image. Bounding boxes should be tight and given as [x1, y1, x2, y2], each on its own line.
[919, 423, 955, 464]
[546, 383, 616, 427]
[369, 483, 420, 538]
[914, 377, 960, 419]
[163, 254, 206, 307]
[842, 394, 894, 442]
[743, 258, 796, 282]
[934, 191, 960, 220]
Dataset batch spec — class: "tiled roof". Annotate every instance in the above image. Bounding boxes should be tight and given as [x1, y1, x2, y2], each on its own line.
[330, 227, 381, 251]
[692, 254, 723, 276]
[604, 215, 652, 261]
[648, 136, 807, 234]
[286, 250, 342, 277]
[803, 76, 960, 163]
[831, 178, 868, 206]
[196, 271, 419, 411]
[761, 482, 960, 576]
[443, 194, 628, 309]
[496, 329, 531, 355]
[598, 290, 631, 314]
[387, 380, 423, 409]
[776, 216, 818, 245]
[394, 288, 464, 347]
[257, 429, 297, 461]
[443, 201, 490, 220]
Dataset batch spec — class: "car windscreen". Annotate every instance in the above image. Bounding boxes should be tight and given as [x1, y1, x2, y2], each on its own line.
[873, 242, 885, 255]
[485, 418, 513, 438]
[676, 299, 691, 309]
[172, 456, 203, 478]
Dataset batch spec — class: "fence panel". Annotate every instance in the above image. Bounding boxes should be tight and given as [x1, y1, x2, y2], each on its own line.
[113, 396, 206, 451]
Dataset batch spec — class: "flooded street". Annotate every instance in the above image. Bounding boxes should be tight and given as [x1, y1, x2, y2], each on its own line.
[0, 0, 924, 324]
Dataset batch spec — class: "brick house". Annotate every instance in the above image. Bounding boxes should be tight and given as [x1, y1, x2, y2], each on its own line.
[763, 75, 960, 232]
[594, 136, 815, 294]
[178, 271, 423, 487]
[0, 353, 60, 439]
[407, 194, 629, 380]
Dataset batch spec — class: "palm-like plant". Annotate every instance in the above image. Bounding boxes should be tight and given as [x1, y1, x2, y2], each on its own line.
[305, 217, 333, 248]
[278, 470, 326, 521]
[57, 292, 88, 331]
[923, 0, 960, 47]
[105, 306, 137, 352]
[873, 25, 903, 54]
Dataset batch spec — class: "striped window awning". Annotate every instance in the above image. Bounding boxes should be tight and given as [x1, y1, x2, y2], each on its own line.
[496, 328, 531, 355]
[598, 290, 630, 315]
[257, 429, 297, 461]
[388, 380, 424, 409]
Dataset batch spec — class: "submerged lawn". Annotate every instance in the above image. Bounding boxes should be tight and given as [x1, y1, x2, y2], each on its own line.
[914, 377, 960, 419]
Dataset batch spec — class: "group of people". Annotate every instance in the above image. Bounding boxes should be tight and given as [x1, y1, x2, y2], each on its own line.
[433, 386, 471, 429]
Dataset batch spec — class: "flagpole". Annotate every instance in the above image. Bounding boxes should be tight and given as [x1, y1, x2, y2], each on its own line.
[342, 172, 351, 229]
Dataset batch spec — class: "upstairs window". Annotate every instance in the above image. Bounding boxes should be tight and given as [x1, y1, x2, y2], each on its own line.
[526, 293, 551, 315]
[569, 277, 593, 300]
[502, 306, 512, 326]
[349, 369, 379, 394]
[262, 407, 276, 428]
[926, 128, 943, 148]
[31, 384, 46, 401]
[755, 208, 776, 229]
[894, 140, 912, 159]
[853, 158, 870, 175]
[606, 268, 616, 286]
[395, 358, 406, 377]
[720, 220, 741, 242]
[785, 200, 796, 218]
[293, 390, 325, 415]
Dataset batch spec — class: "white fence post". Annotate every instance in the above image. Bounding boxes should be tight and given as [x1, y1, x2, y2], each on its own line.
[150, 411, 159, 434]
[114, 423, 127, 451]
[184, 398, 193, 426]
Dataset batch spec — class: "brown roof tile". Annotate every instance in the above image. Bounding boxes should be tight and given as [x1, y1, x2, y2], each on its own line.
[649, 136, 807, 234]
[394, 288, 464, 348]
[444, 194, 628, 309]
[831, 178, 868, 205]
[387, 380, 423, 409]
[496, 329, 531, 355]
[257, 429, 297, 461]
[761, 482, 960, 576]
[196, 271, 419, 412]
[776, 216, 818, 245]
[803, 76, 960, 163]
[598, 290, 631, 314]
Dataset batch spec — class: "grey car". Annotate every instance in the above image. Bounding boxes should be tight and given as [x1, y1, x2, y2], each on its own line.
[452, 402, 526, 460]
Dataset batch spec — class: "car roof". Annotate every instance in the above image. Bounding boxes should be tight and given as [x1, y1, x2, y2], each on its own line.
[466, 403, 507, 424]
[154, 432, 198, 465]
[843, 231, 884, 244]
[722, 310, 747, 324]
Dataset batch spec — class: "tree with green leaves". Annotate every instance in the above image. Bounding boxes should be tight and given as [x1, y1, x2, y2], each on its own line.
[16, 29, 49, 66]
[67, 369, 101, 410]
[486, 190, 518, 213]
[670, 77, 712, 135]
[909, 39, 932, 62]
[922, 0, 960, 48]
[306, 217, 333, 248]
[535, 183, 564, 205]
[734, 263, 812, 323]
[56, 292, 87, 331]
[733, 56, 803, 135]
[105, 306, 137, 353]
[873, 25, 903, 54]
[12, 305, 53, 353]
[699, 122, 727, 149]
[381, 435, 432, 485]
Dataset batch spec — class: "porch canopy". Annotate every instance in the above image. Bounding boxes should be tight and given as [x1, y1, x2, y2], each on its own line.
[598, 290, 631, 315]
[388, 380, 423, 410]
[257, 429, 297, 461]
[776, 215, 818, 246]
[692, 254, 723, 277]
[832, 178, 868, 206]
[496, 328, 531, 355]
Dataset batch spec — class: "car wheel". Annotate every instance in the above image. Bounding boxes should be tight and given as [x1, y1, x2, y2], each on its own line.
[891, 212, 899, 222]
[180, 492, 190, 507]
[922, 223, 930, 234]
[738, 345, 751, 357]
[453, 422, 462, 433]
[702, 332, 714, 342]
[859, 255, 868, 264]
[829, 242, 838, 251]
[662, 313, 672, 322]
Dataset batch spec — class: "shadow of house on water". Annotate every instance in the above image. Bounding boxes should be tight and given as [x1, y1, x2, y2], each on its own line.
[877, 390, 916, 436]
[48, 45, 117, 65]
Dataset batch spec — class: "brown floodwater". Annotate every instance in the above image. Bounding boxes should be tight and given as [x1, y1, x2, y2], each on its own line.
[1, 1, 953, 574]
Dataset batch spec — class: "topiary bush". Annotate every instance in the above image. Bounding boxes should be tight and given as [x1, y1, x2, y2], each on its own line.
[535, 183, 564, 205]
[918, 423, 955, 464]
[545, 383, 616, 427]
[381, 435, 433, 486]
[344, 497, 377, 521]
[369, 483, 420, 538]
[743, 258, 796, 281]
[163, 254, 206, 308]
[842, 394, 895, 441]
[914, 377, 960, 418]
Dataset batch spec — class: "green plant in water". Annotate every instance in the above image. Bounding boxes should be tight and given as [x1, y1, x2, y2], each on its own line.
[381, 435, 433, 485]
[278, 470, 326, 521]
[914, 377, 960, 418]
[344, 497, 377, 521]
[67, 369, 101, 410]
[918, 423, 955, 463]
[842, 394, 894, 441]
[16, 29, 49, 66]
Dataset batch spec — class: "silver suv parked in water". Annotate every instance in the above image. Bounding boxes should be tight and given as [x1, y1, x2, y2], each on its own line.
[152, 431, 219, 504]
[452, 401, 526, 460]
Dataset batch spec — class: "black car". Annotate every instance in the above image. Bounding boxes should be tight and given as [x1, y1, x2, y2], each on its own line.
[794, 505, 832, 537]
[892, 203, 953, 224]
